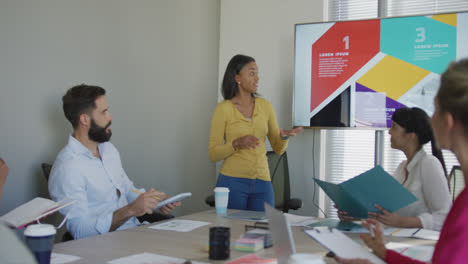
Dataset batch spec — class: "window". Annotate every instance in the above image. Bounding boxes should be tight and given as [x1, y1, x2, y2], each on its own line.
[323, 0, 467, 218]
[325, 130, 376, 218]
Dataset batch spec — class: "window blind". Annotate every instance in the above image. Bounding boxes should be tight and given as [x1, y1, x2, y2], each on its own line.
[384, 0, 468, 17]
[327, 0, 377, 21]
[325, 130, 376, 218]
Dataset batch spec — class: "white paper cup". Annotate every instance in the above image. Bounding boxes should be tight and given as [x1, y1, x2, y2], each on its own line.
[214, 187, 229, 215]
[24, 224, 56, 264]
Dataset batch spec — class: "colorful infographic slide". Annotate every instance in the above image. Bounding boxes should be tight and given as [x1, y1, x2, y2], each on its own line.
[294, 12, 468, 128]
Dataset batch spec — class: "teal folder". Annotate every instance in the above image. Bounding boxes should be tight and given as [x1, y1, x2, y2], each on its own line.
[314, 166, 417, 219]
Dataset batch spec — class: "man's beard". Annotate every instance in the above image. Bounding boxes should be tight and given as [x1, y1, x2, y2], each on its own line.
[88, 119, 112, 143]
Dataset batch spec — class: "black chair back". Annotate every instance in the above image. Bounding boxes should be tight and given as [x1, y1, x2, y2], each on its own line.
[267, 151, 302, 213]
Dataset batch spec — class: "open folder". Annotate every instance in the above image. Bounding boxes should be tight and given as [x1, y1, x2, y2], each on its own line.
[314, 166, 417, 218]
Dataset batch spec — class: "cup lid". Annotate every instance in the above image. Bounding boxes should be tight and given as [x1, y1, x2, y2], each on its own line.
[214, 187, 229, 192]
[24, 224, 56, 237]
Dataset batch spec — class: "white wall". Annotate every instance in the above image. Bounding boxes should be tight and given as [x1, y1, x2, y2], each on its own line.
[218, 0, 324, 215]
[0, 0, 220, 217]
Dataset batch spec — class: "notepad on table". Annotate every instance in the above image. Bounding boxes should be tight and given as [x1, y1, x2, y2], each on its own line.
[386, 242, 434, 262]
[314, 166, 417, 219]
[390, 228, 440, 240]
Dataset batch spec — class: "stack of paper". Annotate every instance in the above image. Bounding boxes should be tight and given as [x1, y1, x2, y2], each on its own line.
[234, 237, 264, 252]
[148, 219, 210, 232]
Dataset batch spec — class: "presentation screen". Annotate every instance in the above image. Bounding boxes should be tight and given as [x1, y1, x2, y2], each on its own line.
[293, 12, 468, 128]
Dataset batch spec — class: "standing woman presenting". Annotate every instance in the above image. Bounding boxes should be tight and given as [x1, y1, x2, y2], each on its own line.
[208, 54, 303, 211]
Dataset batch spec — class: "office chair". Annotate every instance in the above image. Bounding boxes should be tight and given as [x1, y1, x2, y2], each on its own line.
[205, 151, 303, 213]
[41, 163, 52, 182]
[267, 151, 302, 212]
[41, 163, 173, 241]
[448, 165, 465, 201]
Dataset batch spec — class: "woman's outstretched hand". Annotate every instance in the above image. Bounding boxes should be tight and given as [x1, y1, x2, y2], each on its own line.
[280, 126, 304, 138]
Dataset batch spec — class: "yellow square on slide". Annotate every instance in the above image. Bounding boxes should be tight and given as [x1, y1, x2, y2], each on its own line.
[431, 14, 457, 27]
[357, 55, 430, 100]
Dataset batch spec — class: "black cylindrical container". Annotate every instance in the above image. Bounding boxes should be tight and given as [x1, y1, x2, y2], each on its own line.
[209, 226, 230, 260]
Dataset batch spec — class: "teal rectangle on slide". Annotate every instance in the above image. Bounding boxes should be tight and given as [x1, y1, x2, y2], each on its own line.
[381, 16, 456, 74]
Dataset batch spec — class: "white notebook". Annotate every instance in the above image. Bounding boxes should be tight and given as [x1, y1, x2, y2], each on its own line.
[0, 197, 75, 228]
[305, 228, 385, 264]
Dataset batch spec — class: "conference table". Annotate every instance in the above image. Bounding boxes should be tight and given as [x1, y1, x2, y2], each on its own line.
[52, 209, 435, 263]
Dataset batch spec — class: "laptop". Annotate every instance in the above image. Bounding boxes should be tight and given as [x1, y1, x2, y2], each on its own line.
[264, 203, 296, 264]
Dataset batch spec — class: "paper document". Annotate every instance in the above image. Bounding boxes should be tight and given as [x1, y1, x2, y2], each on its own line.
[225, 253, 277, 264]
[225, 210, 267, 221]
[314, 166, 417, 218]
[390, 228, 440, 240]
[305, 228, 386, 264]
[386, 242, 434, 262]
[148, 219, 210, 232]
[108, 252, 209, 264]
[307, 219, 367, 233]
[307, 219, 398, 235]
[51, 253, 81, 264]
[0, 197, 75, 228]
[284, 213, 319, 226]
[156, 192, 192, 209]
[259, 213, 318, 226]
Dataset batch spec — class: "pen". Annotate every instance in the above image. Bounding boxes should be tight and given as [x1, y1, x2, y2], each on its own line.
[412, 228, 421, 236]
[130, 189, 161, 200]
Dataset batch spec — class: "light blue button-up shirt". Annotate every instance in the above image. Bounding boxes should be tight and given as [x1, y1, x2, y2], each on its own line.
[49, 135, 142, 239]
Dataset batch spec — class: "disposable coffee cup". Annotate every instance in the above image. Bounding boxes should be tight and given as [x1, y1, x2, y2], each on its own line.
[209, 226, 230, 260]
[214, 187, 229, 215]
[24, 224, 56, 264]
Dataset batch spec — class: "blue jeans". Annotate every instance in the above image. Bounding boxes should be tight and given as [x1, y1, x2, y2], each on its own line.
[215, 174, 274, 211]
